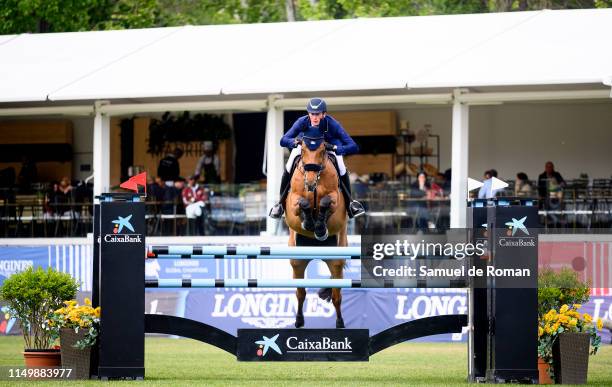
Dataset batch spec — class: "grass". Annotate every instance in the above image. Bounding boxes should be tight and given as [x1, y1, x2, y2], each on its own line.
[0, 336, 611, 386]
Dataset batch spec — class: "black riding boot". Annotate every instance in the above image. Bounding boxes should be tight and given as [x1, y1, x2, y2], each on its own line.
[269, 170, 292, 219]
[340, 173, 365, 218]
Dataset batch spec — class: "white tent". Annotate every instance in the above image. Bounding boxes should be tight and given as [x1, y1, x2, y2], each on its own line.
[0, 8, 611, 232]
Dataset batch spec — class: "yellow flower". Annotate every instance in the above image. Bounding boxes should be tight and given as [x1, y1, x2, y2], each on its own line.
[568, 318, 578, 328]
[557, 315, 569, 324]
[552, 322, 560, 332]
[544, 324, 553, 334]
[94, 307, 101, 318]
[583, 313, 592, 323]
[560, 304, 569, 314]
[567, 311, 580, 319]
[573, 304, 582, 310]
[538, 327, 544, 337]
[597, 318, 603, 330]
[84, 298, 92, 306]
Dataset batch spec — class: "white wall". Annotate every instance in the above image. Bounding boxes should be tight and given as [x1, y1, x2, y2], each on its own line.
[397, 101, 612, 182]
[71, 117, 94, 181]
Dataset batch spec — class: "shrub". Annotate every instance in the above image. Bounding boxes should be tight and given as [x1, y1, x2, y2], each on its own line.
[0, 267, 79, 349]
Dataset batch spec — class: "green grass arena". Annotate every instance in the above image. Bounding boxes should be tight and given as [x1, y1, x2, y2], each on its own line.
[1, 336, 611, 386]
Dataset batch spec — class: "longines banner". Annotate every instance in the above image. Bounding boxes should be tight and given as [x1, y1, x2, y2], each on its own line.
[1, 243, 611, 344]
[236, 329, 369, 361]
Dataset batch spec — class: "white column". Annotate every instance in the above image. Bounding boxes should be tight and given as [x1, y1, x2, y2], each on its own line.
[265, 95, 285, 235]
[93, 101, 110, 197]
[450, 90, 470, 228]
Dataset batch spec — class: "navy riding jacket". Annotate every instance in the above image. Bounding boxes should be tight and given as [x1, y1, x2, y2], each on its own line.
[280, 115, 359, 156]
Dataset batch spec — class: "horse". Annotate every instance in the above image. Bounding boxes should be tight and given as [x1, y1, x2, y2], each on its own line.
[284, 136, 348, 329]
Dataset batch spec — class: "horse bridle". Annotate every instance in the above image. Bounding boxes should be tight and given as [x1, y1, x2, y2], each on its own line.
[299, 136, 328, 194]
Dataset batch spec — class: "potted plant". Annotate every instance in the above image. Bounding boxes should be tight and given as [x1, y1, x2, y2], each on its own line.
[48, 298, 100, 379]
[0, 267, 79, 367]
[537, 268, 603, 384]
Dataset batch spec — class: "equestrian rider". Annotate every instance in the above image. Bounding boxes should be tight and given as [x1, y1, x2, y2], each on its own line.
[269, 98, 366, 219]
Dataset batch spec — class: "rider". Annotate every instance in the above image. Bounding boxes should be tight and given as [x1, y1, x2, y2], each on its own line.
[269, 97, 366, 219]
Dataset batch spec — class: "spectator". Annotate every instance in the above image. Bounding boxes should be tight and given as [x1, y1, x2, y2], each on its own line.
[538, 161, 566, 200]
[17, 155, 37, 194]
[157, 148, 184, 184]
[478, 169, 503, 199]
[410, 172, 433, 231]
[182, 176, 209, 235]
[47, 177, 74, 215]
[515, 172, 534, 197]
[194, 141, 220, 184]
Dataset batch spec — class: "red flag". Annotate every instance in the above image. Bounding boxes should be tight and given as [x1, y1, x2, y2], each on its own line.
[120, 172, 147, 196]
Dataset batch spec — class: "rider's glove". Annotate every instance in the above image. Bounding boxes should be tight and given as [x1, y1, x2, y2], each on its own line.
[325, 143, 337, 152]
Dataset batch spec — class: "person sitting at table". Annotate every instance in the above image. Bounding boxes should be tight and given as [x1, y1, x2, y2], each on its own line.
[515, 172, 534, 197]
[410, 172, 434, 231]
[182, 175, 209, 235]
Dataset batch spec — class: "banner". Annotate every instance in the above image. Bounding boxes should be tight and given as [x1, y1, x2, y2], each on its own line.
[0, 243, 610, 344]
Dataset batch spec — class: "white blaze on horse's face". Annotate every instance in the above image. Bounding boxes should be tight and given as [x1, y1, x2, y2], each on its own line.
[308, 112, 325, 126]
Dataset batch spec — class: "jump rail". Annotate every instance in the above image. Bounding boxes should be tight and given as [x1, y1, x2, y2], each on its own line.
[144, 278, 468, 288]
[149, 245, 361, 257]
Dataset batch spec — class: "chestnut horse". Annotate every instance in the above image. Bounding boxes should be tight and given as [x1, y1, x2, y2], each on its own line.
[284, 136, 348, 329]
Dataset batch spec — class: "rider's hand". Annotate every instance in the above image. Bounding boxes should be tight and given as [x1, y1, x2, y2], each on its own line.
[293, 138, 302, 148]
[325, 143, 336, 152]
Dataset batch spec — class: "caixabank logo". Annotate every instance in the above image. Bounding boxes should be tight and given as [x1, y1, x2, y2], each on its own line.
[237, 329, 369, 361]
[104, 214, 142, 243]
[498, 216, 535, 247]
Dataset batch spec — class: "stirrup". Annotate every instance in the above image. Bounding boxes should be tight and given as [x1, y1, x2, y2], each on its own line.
[269, 202, 284, 219]
[348, 200, 365, 218]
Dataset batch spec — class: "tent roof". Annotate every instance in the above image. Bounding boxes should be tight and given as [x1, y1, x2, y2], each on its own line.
[0, 8, 610, 104]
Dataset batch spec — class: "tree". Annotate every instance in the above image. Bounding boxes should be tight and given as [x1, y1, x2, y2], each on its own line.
[0, 0, 609, 35]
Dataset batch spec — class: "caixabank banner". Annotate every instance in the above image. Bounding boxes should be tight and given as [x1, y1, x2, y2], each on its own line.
[236, 329, 369, 361]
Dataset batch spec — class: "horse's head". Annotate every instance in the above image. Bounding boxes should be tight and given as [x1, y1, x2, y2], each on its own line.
[300, 136, 327, 192]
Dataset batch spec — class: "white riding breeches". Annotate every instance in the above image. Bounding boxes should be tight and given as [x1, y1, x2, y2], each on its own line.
[285, 145, 346, 175]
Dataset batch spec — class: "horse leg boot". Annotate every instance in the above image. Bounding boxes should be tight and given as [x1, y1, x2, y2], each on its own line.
[269, 170, 292, 219]
[332, 288, 345, 328]
[298, 197, 315, 232]
[295, 287, 306, 328]
[339, 173, 365, 218]
[314, 195, 332, 241]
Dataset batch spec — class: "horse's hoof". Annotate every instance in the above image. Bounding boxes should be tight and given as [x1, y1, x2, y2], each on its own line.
[295, 315, 304, 328]
[314, 228, 328, 241]
[336, 318, 345, 329]
[318, 288, 332, 302]
[301, 220, 314, 232]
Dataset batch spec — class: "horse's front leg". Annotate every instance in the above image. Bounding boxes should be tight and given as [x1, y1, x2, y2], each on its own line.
[290, 258, 308, 328]
[298, 196, 315, 232]
[327, 259, 345, 329]
[314, 195, 334, 241]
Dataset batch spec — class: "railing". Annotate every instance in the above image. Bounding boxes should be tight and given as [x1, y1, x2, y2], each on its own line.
[2, 181, 612, 238]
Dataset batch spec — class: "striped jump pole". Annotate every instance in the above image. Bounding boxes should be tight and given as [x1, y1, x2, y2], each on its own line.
[148, 245, 361, 258]
[150, 254, 360, 260]
[146, 278, 360, 288]
[145, 278, 468, 288]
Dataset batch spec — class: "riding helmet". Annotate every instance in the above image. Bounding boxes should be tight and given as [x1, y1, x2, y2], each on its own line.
[306, 98, 327, 113]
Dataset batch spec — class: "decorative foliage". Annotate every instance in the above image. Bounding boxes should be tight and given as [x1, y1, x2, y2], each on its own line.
[0, 267, 79, 349]
[48, 298, 100, 349]
[538, 268, 590, 317]
[538, 304, 603, 375]
[147, 111, 231, 156]
[537, 268, 601, 377]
